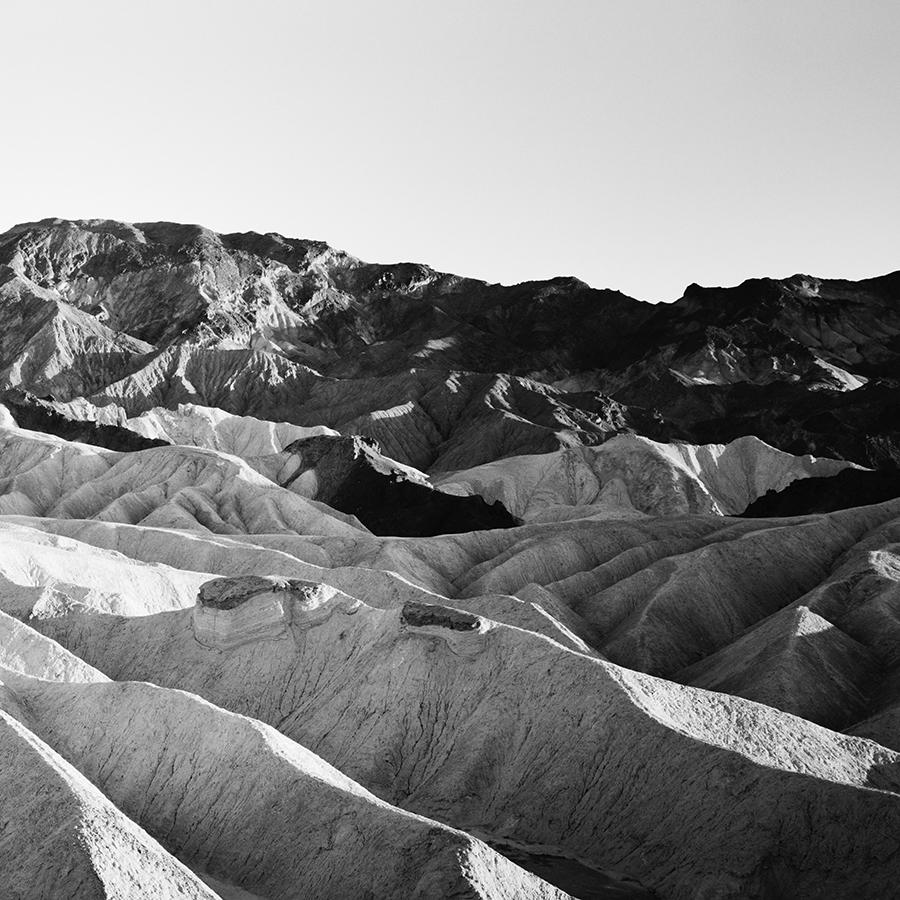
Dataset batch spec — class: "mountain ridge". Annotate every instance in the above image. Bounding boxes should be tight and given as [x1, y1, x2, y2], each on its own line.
[3, 218, 899, 475]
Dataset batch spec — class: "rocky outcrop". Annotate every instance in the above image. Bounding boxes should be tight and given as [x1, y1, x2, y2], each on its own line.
[193, 576, 341, 649]
[0, 392, 169, 452]
[400, 599, 484, 631]
[194, 577, 293, 650]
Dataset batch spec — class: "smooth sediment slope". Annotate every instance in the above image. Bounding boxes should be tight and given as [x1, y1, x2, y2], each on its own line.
[31, 576, 900, 899]
[0, 418, 367, 536]
[0, 595, 573, 900]
[2, 672, 572, 900]
[0, 708, 219, 900]
[434, 434, 857, 519]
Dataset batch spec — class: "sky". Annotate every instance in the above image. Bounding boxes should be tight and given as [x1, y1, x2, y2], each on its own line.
[2, 0, 898, 301]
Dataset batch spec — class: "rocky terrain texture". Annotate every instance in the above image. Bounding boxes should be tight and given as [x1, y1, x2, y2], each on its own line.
[1, 218, 900, 898]
[434, 434, 858, 520]
[5, 218, 900, 470]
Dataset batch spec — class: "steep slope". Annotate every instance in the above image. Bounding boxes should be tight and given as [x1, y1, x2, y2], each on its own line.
[0, 268, 152, 400]
[0, 513, 607, 662]
[592, 272, 900, 465]
[623, 273, 900, 385]
[0, 617, 220, 899]
[0, 392, 170, 452]
[743, 465, 900, 516]
[3, 671, 572, 900]
[0, 589, 573, 900]
[675, 605, 879, 729]
[0, 608, 111, 681]
[563, 505, 899, 678]
[0, 517, 206, 617]
[115, 402, 338, 453]
[14, 494, 900, 744]
[0, 418, 511, 538]
[0, 218, 648, 376]
[4, 216, 900, 898]
[0, 708, 217, 900]
[87, 348, 650, 470]
[9, 501, 900, 894]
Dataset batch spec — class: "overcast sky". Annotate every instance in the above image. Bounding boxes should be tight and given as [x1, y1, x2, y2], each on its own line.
[3, 1, 897, 301]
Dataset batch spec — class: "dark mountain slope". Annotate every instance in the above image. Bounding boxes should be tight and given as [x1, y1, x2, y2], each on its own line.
[1, 218, 899, 469]
[276, 434, 517, 536]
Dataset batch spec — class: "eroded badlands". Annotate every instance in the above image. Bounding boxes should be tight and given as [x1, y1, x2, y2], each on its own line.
[1, 218, 899, 898]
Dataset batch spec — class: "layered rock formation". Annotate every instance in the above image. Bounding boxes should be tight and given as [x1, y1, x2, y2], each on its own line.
[192, 576, 330, 649]
[0, 417, 366, 537]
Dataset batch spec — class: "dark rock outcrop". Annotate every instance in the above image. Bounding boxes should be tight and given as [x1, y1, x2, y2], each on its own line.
[197, 575, 313, 610]
[279, 434, 518, 535]
[400, 601, 482, 632]
[743, 465, 900, 516]
[1, 391, 169, 452]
